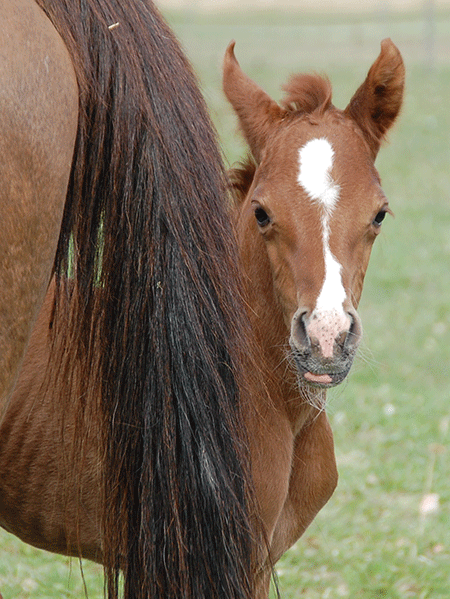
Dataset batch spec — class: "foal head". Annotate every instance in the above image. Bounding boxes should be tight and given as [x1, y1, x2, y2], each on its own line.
[224, 40, 404, 389]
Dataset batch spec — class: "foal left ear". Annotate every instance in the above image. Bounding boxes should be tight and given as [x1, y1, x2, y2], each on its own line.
[223, 41, 284, 162]
[345, 39, 405, 159]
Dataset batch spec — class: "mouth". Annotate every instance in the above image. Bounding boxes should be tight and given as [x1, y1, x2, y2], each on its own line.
[290, 344, 355, 389]
[292, 352, 352, 388]
[301, 369, 349, 388]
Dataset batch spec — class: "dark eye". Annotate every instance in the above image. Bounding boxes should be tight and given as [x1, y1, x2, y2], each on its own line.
[373, 210, 386, 227]
[254, 206, 271, 227]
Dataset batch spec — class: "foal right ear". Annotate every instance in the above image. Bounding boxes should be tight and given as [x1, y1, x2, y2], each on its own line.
[223, 41, 284, 162]
[345, 39, 405, 159]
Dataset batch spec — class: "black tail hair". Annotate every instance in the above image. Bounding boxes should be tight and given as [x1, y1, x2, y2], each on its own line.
[35, 1, 256, 597]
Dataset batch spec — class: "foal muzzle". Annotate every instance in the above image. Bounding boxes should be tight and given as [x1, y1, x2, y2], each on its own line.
[289, 307, 362, 388]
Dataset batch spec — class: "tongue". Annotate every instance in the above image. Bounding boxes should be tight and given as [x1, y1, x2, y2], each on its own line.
[304, 372, 332, 385]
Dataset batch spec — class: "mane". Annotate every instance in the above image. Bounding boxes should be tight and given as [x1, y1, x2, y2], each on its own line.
[229, 156, 257, 206]
[281, 73, 333, 115]
[35, 2, 256, 599]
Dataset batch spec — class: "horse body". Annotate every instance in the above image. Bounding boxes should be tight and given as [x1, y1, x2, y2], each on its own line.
[1, 2, 257, 598]
[0, 2, 405, 596]
[0, 283, 102, 561]
[0, 0, 77, 411]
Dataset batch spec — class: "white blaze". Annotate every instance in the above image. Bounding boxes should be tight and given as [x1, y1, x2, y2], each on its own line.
[297, 138, 349, 357]
[297, 137, 338, 212]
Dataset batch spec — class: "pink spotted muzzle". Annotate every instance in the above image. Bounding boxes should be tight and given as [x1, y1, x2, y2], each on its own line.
[290, 307, 362, 388]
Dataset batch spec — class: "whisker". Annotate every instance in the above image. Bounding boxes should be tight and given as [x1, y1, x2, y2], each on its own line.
[354, 340, 383, 375]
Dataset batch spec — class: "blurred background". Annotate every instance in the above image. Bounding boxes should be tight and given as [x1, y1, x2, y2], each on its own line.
[160, 0, 450, 12]
[1, 1, 449, 597]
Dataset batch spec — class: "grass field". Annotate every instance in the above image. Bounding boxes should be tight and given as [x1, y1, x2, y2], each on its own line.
[1, 7, 450, 599]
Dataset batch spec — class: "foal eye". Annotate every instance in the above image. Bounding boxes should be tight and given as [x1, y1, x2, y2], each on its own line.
[373, 210, 386, 227]
[254, 206, 271, 227]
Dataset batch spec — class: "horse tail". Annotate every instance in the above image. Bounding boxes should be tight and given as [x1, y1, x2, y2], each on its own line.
[35, 1, 255, 597]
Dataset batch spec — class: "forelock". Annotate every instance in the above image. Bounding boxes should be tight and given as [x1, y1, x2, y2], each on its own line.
[281, 74, 333, 116]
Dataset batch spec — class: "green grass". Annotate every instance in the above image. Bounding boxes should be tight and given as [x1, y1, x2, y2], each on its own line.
[0, 539, 103, 599]
[2, 8, 450, 598]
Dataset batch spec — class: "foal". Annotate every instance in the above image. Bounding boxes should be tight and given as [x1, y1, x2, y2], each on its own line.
[223, 38, 404, 594]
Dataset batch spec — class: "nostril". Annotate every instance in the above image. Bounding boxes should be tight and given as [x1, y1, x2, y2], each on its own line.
[290, 309, 311, 353]
[344, 310, 362, 351]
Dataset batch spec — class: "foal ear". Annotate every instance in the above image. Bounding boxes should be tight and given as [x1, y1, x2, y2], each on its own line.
[344, 39, 405, 159]
[223, 41, 284, 162]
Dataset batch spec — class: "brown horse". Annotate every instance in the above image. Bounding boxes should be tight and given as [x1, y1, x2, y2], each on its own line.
[0, 17, 404, 597]
[0, 2, 258, 599]
[224, 39, 404, 591]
